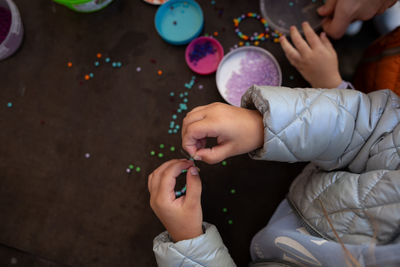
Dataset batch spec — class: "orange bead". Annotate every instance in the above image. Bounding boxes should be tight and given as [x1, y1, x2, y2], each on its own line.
[96, 53, 102, 58]
[239, 41, 244, 46]
[254, 41, 260, 46]
[213, 31, 218, 36]
[157, 70, 163, 76]
[84, 74, 90, 80]
[67, 62, 72, 67]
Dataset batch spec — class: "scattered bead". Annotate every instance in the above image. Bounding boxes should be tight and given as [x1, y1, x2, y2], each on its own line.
[89, 73, 94, 78]
[157, 70, 163, 76]
[228, 219, 233, 225]
[230, 189, 236, 194]
[84, 74, 90, 80]
[126, 168, 131, 173]
[222, 208, 228, 213]
[198, 84, 204, 89]
[289, 2, 294, 6]
[85, 153, 90, 158]
[168, 129, 173, 134]
[112, 62, 117, 68]
[183, 98, 188, 103]
[170, 92, 175, 96]
[96, 53, 102, 58]
[175, 125, 180, 129]
[289, 75, 294, 80]
[136, 166, 141, 172]
[160, 144, 165, 149]
[158, 153, 164, 158]
[117, 62, 122, 68]
[7, 102, 12, 108]
[173, 129, 178, 133]
[150, 150, 156, 156]
[222, 160, 227, 166]
[170, 146, 175, 152]
[136, 67, 142, 72]
[181, 169, 187, 173]
[105, 57, 111, 63]
[129, 164, 134, 169]
[94, 61, 100, 67]
[213, 31, 219, 37]
[172, 114, 177, 120]
[67, 62, 72, 68]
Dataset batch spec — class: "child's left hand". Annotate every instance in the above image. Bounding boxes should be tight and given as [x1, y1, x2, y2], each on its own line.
[280, 21, 342, 88]
[148, 159, 203, 242]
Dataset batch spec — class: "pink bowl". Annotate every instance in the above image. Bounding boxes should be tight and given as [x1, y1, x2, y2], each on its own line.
[185, 36, 224, 75]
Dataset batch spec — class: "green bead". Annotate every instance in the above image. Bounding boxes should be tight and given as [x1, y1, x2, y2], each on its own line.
[222, 208, 228, 213]
[228, 219, 233, 225]
[150, 151, 155, 156]
[160, 144, 165, 149]
[135, 167, 141, 172]
[158, 153, 164, 158]
[181, 169, 187, 173]
[230, 189, 236, 194]
[129, 164, 134, 169]
[222, 161, 227, 166]
[170, 146, 175, 152]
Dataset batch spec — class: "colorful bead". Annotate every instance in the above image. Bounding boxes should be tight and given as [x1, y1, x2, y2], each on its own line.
[157, 70, 163, 76]
[170, 92, 175, 96]
[94, 61, 100, 67]
[96, 53, 102, 58]
[228, 219, 233, 225]
[222, 160, 227, 166]
[89, 73, 94, 78]
[129, 164, 134, 169]
[172, 114, 177, 119]
[158, 153, 164, 158]
[135, 167, 141, 172]
[222, 208, 228, 213]
[105, 57, 111, 63]
[7, 102, 12, 108]
[230, 189, 236, 194]
[170, 146, 175, 152]
[84, 74, 90, 80]
[67, 62, 72, 68]
[150, 151, 155, 156]
[160, 144, 165, 149]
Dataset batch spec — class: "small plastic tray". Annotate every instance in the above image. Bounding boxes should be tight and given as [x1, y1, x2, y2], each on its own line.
[216, 46, 282, 106]
[260, 0, 323, 35]
[155, 0, 204, 45]
[185, 37, 224, 75]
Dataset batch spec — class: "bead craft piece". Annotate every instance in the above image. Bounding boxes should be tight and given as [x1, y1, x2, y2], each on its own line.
[233, 12, 282, 43]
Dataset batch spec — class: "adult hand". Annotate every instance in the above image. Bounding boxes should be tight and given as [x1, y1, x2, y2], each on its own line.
[182, 102, 264, 164]
[317, 0, 397, 39]
[280, 22, 342, 88]
[148, 159, 203, 242]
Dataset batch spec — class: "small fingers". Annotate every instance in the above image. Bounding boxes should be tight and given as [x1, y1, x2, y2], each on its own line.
[302, 22, 321, 49]
[290, 25, 311, 55]
[280, 35, 301, 65]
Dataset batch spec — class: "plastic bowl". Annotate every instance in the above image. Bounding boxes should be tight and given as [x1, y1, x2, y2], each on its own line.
[185, 37, 224, 75]
[0, 0, 23, 61]
[155, 0, 204, 45]
[216, 46, 282, 107]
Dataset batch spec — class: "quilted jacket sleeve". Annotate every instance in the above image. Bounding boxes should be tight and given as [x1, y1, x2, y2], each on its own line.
[153, 222, 236, 267]
[241, 86, 400, 172]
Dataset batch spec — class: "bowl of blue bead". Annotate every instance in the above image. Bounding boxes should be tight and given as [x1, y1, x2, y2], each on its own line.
[155, 0, 204, 45]
[185, 36, 224, 75]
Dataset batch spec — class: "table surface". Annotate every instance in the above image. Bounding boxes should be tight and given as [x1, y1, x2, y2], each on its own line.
[0, 0, 377, 266]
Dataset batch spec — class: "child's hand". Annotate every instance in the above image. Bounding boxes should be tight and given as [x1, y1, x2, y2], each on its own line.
[280, 22, 342, 89]
[148, 159, 203, 242]
[182, 102, 264, 164]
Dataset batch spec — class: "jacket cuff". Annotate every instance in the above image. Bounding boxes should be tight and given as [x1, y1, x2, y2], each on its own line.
[153, 222, 236, 267]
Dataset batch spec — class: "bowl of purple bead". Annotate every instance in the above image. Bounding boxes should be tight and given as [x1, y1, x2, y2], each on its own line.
[0, 0, 23, 61]
[216, 46, 282, 106]
[185, 36, 224, 75]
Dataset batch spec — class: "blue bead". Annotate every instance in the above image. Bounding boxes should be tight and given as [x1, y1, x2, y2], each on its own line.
[175, 125, 180, 129]
[173, 129, 178, 133]
[7, 102, 12, 108]
[183, 98, 188, 103]
[105, 57, 110, 63]
[117, 62, 122, 67]
[177, 109, 182, 113]
[112, 62, 117, 67]
[172, 114, 177, 119]
[168, 129, 173, 134]
[184, 92, 188, 96]
[94, 61, 100, 67]
[170, 92, 175, 96]
[89, 73, 94, 78]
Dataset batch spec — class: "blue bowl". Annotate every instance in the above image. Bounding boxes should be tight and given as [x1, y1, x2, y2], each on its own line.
[155, 0, 204, 45]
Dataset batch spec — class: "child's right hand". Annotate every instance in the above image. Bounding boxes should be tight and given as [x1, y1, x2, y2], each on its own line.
[182, 102, 264, 164]
[280, 22, 342, 89]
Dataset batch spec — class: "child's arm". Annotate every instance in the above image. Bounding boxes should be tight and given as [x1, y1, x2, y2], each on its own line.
[148, 159, 236, 267]
[280, 22, 342, 89]
[182, 88, 400, 172]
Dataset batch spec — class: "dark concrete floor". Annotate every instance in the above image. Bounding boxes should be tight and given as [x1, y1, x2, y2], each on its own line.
[0, 0, 379, 266]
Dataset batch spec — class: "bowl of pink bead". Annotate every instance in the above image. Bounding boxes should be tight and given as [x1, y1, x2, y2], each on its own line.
[0, 0, 23, 61]
[185, 36, 224, 75]
[216, 46, 282, 107]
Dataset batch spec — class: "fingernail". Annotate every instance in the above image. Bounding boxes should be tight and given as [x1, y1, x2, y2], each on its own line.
[193, 155, 202, 161]
[190, 167, 199, 176]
